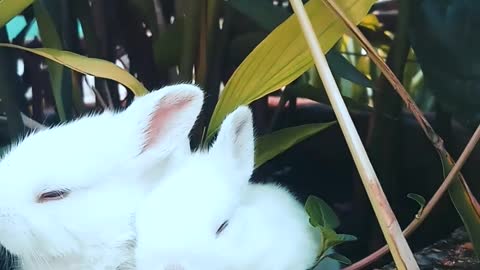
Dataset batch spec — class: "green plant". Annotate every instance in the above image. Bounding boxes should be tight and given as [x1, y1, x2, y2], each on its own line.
[305, 195, 357, 267]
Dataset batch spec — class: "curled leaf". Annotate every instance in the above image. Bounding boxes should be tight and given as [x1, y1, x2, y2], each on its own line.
[0, 43, 149, 96]
[407, 193, 426, 218]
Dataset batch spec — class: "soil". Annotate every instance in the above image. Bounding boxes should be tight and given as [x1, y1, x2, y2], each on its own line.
[378, 227, 479, 270]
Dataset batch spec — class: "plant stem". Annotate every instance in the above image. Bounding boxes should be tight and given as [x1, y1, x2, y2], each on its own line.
[345, 123, 480, 269]
[288, 1, 418, 269]
[363, 0, 411, 250]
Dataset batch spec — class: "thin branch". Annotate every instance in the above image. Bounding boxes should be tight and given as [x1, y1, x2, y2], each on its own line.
[345, 123, 480, 270]
[84, 76, 108, 109]
[288, 1, 418, 269]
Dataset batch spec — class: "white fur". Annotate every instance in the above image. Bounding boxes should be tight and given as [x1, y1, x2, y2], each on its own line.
[135, 106, 321, 270]
[0, 83, 204, 270]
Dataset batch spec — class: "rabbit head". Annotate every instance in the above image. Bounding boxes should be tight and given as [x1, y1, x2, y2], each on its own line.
[135, 106, 254, 270]
[0, 83, 204, 269]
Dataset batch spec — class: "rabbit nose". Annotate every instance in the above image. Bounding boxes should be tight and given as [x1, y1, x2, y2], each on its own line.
[164, 263, 184, 270]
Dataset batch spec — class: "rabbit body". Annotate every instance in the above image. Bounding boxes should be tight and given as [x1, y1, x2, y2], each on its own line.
[135, 106, 320, 270]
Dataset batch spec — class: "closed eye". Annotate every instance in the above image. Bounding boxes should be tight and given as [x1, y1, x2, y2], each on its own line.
[216, 220, 229, 236]
[37, 189, 70, 203]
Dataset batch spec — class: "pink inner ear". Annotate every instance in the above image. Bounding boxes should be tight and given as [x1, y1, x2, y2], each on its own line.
[141, 95, 195, 153]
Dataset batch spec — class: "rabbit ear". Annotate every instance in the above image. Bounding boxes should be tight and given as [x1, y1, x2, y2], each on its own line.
[122, 84, 204, 160]
[211, 106, 254, 182]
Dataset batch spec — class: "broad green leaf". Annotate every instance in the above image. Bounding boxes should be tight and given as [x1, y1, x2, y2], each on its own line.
[305, 195, 340, 229]
[0, 43, 148, 96]
[407, 193, 426, 217]
[441, 155, 480, 258]
[34, 0, 72, 121]
[325, 252, 352, 265]
[0, 0, 34, 27]
[207, 0, 376, 139]
[228, 1, 374, 92]
[255, 122, 336, 168]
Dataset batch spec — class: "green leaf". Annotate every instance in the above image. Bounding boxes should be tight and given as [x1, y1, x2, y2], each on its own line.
[440, 155, 480, 258]
[407, 193, 426, 217]
[317, 226, 357, 257]
[325, 252, 352, 265]
[0, 43, 149, 96]
[0, 0, 34, 27]
[326, 50, 373, 88]
[152, 19, 184, 68]
[33, 0, 72, 121]
[228, 0, 290, 31]
[305, 195, 340, 229]
[325, 233, 358, 249]
[206, 0, 376, 139]
[255, 122, 336, 168]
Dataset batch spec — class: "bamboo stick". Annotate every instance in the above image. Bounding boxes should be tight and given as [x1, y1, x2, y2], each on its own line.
[288, 1, 419, 269]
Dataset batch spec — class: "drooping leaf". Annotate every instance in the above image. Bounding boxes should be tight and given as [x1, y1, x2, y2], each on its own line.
[207, 0, 376, 139]
[325, 252, 352, 265]
[255, 122, 336, 168]
[407, 193, 426, 217]
[33, 0, 72, 121]
[305, 195, 340, 229]
[0, 0, 34, 27]
[0, 43, 149, 96]
[441, 155, 480, 258]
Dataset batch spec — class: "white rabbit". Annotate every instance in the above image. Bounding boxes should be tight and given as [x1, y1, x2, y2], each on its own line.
[0, 83, 204, 270]
[135, 106, 321, 270]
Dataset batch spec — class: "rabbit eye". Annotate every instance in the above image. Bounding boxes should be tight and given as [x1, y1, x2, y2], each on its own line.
[216, 220, 229, 236]
[38, 189, 70, 203]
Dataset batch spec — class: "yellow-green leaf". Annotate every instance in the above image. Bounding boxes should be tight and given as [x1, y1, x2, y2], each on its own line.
[0, 0, 34, 27]
[207, 0, 375, 139]
[255, 122, 336, 168]
[0, 43, 149, 96]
